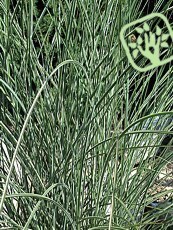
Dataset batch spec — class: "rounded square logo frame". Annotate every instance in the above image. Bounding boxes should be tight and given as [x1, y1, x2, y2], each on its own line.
[120, 13, 173, 72]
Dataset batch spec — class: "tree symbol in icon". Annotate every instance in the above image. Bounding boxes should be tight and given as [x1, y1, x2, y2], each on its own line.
[128, 22, 169, 66]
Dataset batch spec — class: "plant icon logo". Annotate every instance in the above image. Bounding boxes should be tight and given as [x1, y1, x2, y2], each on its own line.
[120, 13, 173, 72]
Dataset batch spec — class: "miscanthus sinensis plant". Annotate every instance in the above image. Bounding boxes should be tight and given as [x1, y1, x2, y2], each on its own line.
[0, 0, 173, 229]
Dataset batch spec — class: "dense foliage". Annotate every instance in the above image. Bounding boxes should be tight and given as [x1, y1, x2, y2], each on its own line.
[0, 0, 173, 229]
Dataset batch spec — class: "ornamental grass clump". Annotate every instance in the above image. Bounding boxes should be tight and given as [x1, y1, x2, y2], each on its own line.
[0, 0, 173, 229]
